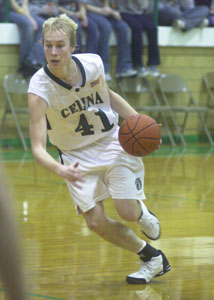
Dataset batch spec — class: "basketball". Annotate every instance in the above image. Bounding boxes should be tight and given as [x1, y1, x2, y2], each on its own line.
[118, 114, 161, 157]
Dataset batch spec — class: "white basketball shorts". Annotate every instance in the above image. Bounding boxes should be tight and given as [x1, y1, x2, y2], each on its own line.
[60, 130, 146, 213]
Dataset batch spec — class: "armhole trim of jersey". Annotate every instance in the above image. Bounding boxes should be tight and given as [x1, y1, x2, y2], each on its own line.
[72, 55, 86, 87]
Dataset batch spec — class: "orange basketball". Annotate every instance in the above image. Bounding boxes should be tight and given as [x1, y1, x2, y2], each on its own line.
[118, 114, 161, 157]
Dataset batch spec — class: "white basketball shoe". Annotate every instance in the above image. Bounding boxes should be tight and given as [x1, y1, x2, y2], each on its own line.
[126, 250, 171, 284]
[138, 201, 161, 240]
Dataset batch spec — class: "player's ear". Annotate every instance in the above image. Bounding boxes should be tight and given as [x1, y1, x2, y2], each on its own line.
[70, 46, 74, 54]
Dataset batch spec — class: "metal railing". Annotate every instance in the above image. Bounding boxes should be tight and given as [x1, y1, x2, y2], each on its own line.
[153, 0, 159, 26]
[4, 0, 10, 22]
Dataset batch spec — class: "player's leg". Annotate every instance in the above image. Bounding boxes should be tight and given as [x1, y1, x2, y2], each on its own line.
[82, 201, 143, 252]
[61, 142, 170, 283]
[112, 198, 170, 283]
[82, 202, 170, 284]
[108, 154, 160, 240]
[113, 198, 161, 240]
[106, 149, 170, 283]
[126, 246, 171, 284]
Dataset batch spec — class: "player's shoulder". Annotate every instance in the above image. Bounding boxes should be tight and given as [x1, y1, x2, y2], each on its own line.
[73, 53, 104, 80]
[30, 67, 45, 81]
[29, 67, 49, 86]
[28, 67, 52, 97]
[73, 53, 103, 68]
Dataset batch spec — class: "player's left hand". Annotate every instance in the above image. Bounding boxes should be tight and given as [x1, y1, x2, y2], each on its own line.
[59, 162, 85, 189]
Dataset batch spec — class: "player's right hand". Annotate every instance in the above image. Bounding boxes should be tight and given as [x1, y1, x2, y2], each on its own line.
[59, 162, 84, 189]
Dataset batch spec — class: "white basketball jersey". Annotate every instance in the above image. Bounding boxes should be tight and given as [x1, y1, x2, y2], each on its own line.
[28, 54, 119, 151]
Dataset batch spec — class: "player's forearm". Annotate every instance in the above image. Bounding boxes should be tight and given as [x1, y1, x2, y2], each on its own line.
[31, 144, 64, 178]
[29, 121, 62, 176]
[109, 89, 137, 119]
[31, 144, 83, 187]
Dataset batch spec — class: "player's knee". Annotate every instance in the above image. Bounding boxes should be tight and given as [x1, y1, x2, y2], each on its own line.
[114, 199, 140, 222]
[86, 220, 99, 232]
[86, 219, 105, 233]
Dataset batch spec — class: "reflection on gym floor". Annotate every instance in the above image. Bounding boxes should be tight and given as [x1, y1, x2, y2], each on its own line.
[0, 145, 213, 300]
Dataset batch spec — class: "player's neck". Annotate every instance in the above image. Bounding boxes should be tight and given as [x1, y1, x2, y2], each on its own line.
[48, 59, 80, 86]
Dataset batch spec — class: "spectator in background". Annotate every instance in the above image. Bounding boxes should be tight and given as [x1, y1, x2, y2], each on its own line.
[0, 0, 46, 77]
[113, 0, 160, 77]
[29, 0, 58, 19]
[85, 0, 137, 81]
[195, 0, 214, 27]
[56, 0, 97, 53]
[158, 0, 209, 31]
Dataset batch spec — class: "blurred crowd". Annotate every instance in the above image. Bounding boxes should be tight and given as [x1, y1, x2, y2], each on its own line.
[0, 0, 213, 80]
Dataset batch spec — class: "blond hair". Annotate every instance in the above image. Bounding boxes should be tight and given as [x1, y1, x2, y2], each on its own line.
[42, 14, 78, 48]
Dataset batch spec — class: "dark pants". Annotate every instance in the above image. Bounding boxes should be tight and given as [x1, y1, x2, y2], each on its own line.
[87, 12, 133, 73]
[158, 4, 209, 30]
[121, 13, 160, 68]
[1, 10, 46, 66]
[69, 16, 98, 54]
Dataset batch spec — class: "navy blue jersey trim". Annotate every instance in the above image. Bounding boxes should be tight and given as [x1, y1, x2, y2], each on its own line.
[44, 65, 72, 90]
[44, 56, 86, 90]
[57, 148, 64, 165]
[46, 115, 51, 130]
[72, 55, 86, 86]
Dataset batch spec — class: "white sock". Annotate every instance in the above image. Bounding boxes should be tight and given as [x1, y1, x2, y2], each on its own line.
[137, 240, 147, 254]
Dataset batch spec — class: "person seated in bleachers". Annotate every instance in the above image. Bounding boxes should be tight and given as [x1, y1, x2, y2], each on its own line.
[0, 0, 46, 77]
[56, 0, 97, 54]
[29, 0, 58, 19]
[113, 0, 161, 78]
[195, 0, 214, 27]
[158, 0, 209, 31]
[85, 0, 137, 82]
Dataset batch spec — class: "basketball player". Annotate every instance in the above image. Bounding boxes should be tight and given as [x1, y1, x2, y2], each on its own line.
[28, 14, 171, 284]
[0, 168, 29, 300]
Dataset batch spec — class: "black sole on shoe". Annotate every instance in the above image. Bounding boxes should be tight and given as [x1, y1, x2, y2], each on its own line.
[155, 264, 171, 277]
[126, 277, 147, 284]
[155, 250, 171, 277]
[142, 229, 161, 241]
[126, 263, 171, 284]
[127, 251, 171, 284]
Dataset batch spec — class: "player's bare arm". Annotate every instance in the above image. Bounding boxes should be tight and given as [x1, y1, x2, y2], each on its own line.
[108, 88, 137, 119]
[28, 93, 84, 188]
